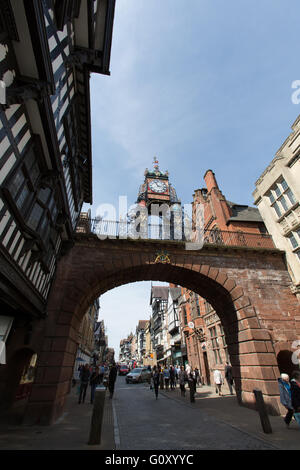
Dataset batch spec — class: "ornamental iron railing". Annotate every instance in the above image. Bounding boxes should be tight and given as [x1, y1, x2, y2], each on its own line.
[75, 217, 275, 250]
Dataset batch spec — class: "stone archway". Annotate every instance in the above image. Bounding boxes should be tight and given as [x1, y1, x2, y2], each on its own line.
[23, 235, 300, 424]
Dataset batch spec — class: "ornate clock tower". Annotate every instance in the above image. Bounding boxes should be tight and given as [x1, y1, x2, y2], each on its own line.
[135, 158, 182, 240]
[137, 157, 181, 210]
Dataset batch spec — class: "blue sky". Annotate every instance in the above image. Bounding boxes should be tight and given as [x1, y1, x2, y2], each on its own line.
[87, 0, 300, 358]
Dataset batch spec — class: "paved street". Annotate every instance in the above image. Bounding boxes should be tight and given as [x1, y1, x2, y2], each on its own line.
[112, 377, 278, 450]
[1, 375, 300, 451]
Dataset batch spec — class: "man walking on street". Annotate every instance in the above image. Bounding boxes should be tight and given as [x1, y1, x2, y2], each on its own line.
[108, 362, 118, 399]
[213, 369, 223, 396]
[225, 362, 234, 395]
[179, 366, 187, 397]
[188, 368, 197, 403]
[163, 366, 170, 390]
[78, 363, 91, 404]
[169, 366, 176, 390]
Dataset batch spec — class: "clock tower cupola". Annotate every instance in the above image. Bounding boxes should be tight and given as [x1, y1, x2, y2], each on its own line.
[137, 157, 181, 212]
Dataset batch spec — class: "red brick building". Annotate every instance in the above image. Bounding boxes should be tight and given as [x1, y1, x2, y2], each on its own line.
[193, 170, 268, 245]
[182, 170, 272, 386]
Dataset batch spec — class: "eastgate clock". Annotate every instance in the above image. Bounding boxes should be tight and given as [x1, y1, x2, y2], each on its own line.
[149, 180, 167, 193]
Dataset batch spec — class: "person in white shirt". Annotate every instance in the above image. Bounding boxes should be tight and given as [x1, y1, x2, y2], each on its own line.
[213, 369, 223, 396]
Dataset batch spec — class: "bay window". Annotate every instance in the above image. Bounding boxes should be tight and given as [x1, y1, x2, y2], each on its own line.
[267, 178, 297, 219]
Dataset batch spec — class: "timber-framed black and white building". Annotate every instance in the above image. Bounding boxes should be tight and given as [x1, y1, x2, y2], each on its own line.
[0, 0, 115, 411]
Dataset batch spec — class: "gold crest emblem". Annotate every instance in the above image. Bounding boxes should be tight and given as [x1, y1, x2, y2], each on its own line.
[154, 251, 171, 264]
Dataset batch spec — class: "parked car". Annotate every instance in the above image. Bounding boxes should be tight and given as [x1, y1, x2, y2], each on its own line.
[119, 364, 129, 376]
[126, 368, 151, 384]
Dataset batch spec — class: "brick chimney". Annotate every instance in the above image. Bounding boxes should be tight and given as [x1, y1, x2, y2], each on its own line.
[202, 170, 232, 228]
[203, 170, 219, 193]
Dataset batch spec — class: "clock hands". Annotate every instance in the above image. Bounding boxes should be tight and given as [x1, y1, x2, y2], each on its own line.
[149, 180, 167, 193]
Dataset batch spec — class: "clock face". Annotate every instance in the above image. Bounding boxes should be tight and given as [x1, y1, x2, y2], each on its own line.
[149, 180, 167, 193]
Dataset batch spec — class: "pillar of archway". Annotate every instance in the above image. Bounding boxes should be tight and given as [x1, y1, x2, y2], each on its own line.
[23, 237, 300, 425]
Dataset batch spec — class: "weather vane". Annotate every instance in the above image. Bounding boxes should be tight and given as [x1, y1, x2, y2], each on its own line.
[153, 156, 159, 168]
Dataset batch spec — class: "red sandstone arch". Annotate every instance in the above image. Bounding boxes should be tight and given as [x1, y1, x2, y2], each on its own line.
[23, 235, 300, 424]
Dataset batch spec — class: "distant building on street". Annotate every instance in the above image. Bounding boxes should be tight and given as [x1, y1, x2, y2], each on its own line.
[166, 286, 183, 366]
[150, 285, 169, 365]
[136, 320, 148, 366]
[130, 334, 138, 367]
[105, 348, 115, 365]
[75, 298, 100, 368]
[143, 320, 156, 367]
[94, 319, 107, 364]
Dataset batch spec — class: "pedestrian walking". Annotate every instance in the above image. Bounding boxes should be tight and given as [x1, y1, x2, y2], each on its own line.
[213, 369, 223, 396]
[108, 362, 118, 399]
[169, 366, 176, 390]
[78, 363, 91, 404]
[225, 362, 234, 395]
[152, 366, 160, 400]
[178, 366, 187, 397]
[278, 373, 294, 427]
[90, 366, 102, 404]
[291, 370, 300, 427]
[99, 363, 105, 384]
[159, 366, 164, 389]
[194, 368, 201, 386]
[163, 367, 170, 390]
[175, 365, 181, 387]
[188, 368, 197, 403]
